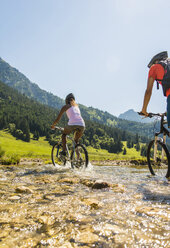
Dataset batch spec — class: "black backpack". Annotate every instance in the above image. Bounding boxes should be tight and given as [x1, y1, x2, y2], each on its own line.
[157, 58, 170, 96]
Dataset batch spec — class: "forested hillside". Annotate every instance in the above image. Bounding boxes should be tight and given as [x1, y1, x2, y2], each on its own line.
[0, 57, 64, 109]
[0, 80, 61, 141]
[0, 57, 155, 138]
[0, 80, 148, 153]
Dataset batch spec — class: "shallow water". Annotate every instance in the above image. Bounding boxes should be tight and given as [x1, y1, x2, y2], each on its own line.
[0, 162, 169, 247]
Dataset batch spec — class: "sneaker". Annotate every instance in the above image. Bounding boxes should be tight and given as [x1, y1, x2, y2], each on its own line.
[59, 151, 66, 156]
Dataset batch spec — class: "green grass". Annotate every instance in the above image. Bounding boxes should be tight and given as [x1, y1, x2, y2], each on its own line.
[0, 130, 51, 159]
[0, 130, 146, 162]
[87, 144, 144, 161]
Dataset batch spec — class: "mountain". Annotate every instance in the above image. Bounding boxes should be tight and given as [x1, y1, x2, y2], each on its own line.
[0, 57, 118, 124]
[0, 57, 64, 109]
[119, 109, 153, 123]
[0, 57, 155, 138]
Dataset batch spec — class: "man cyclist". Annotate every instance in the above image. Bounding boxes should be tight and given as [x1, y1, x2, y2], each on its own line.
[140, 51, 170, 127]
[51, 93, 85, 156]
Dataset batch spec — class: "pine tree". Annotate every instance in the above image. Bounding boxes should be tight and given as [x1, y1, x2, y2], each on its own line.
[140, 145, 147, 156]
[123, 148, 127, 155]
[21, 119, 30, 142]
[135, 142, 140, 151]
[135, 133, 139, 144]
[33, 130, 39, 140]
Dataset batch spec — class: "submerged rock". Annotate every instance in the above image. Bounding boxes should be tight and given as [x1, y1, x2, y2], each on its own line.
[80, 179, 94, 187]
[92, 180, 110, 189]
[75, 230, 99, 243]
[15, 186, 34, 194]
[59, 241, 74, 248]
[58, 177, 80, 184]
[81, 198, 103, 209]
[38, 215, 55, 225]
[8, 195, 21, 200]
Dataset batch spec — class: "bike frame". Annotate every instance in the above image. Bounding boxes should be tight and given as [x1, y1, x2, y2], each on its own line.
[54, 126, 77, 162]
[153, 114, 169, 161]
[66, 139, 77, 162]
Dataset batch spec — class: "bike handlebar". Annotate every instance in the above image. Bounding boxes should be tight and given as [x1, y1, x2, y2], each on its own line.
[138, 112, 166, 118]
[51, 126, 64, 131]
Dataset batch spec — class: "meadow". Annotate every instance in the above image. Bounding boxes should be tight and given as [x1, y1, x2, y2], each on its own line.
[0, 130, 145, 164]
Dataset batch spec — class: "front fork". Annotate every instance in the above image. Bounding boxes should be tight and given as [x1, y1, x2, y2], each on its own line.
[72, 141, 80, 161]
[153, 134, 166, 162]
[66, 144, 70, 158]
[153, 136, 158, 162]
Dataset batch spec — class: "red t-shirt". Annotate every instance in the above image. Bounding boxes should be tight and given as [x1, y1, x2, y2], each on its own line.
[148, 64, 170, 97]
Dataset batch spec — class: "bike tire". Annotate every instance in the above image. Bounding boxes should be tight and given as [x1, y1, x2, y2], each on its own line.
[70, 144, 88, 169]
[147, 139, 170, 178]
[51, 143, 66, 166]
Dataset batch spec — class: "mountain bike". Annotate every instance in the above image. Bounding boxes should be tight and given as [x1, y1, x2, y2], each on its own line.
[51, 126, 88, 169]
[140, 112, 170, 178]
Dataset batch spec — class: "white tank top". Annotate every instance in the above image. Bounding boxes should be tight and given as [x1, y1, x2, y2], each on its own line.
[66, 106, 85, 126]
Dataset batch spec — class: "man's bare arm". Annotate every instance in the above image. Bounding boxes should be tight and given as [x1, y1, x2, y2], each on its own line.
[141, 77, 154, 115]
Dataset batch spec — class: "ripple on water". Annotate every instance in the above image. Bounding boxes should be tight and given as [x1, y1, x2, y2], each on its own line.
[0, 163, 169, 247]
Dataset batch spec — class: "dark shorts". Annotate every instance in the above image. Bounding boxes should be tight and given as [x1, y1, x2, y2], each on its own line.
[63, 125, 85, 135]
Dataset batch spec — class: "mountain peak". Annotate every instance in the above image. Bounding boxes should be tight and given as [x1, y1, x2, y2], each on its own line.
[118, 109, 153, 123]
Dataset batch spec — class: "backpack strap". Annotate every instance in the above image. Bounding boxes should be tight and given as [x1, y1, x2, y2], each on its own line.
[155, 60, 167, 84]
[157, 58, 170, 96]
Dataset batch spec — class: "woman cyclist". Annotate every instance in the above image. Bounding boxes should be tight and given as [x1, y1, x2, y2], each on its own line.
[51, 93, 85, 156]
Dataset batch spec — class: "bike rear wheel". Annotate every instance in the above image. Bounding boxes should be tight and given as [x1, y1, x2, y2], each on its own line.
[71, 144, 88, 169]
[51, 143, 67, 166]
[147, 139, 170, 178]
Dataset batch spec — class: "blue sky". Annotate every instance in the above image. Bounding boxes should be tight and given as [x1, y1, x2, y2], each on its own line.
[1, 0, 170, 116]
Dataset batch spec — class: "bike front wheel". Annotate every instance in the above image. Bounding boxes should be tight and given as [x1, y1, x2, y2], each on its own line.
[51, 143, 67, 166]
[147, 140, 170, 178]
[71, 144, 88, 169]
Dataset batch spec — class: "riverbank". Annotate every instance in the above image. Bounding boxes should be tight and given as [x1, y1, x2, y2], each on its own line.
[0, 157, 148, 168]
[91, 159, 147, 166]
[15, 158, 148, 167]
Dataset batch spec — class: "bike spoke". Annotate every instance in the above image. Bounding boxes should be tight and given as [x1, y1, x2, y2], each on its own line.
[51, 127, 88, 169]
[52, 143, 67, 166]
[71, 144, 88, 169]
[147, 140, 169, 177]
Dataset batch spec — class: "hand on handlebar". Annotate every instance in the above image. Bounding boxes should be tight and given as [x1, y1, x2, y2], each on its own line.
[138, 111, 149, 117]
[51, 125, 64, 131]
[138, 111, 166, 118]
[51, 124, 56, 130]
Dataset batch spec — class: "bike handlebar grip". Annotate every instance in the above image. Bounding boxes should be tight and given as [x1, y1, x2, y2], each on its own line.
[138, 111, 152, 117]
[138, 112, 153, 118]
[55, 126, 64, 131]
[137, 111, 145, 116]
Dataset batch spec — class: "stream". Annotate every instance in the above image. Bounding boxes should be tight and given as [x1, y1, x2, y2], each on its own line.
[0, 162, 169, 248]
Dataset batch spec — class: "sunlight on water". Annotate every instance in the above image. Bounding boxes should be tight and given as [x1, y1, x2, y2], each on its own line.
[0, 162, 169, 247]
[46, 161, 94, 172]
